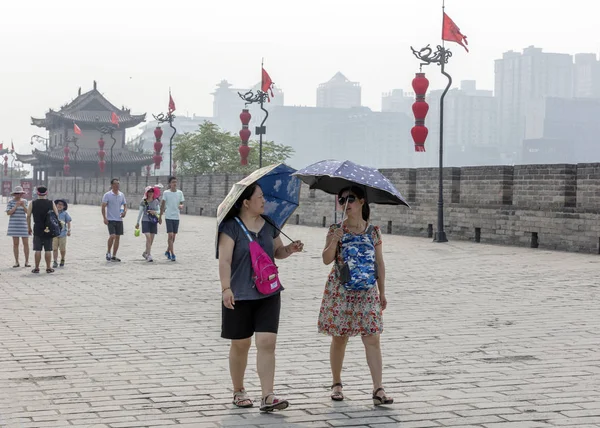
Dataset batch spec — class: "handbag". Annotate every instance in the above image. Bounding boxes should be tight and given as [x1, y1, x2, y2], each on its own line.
[235, 217, 282, 295]
[144, 200, 159, 224]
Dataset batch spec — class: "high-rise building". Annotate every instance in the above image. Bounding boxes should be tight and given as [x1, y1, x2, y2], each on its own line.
[381, 89, 413, 116]
[424, 80, 499, 167]
[317, 72, 361, 109]
[573, 53, 600, 98]
[494, 46, 573, 162]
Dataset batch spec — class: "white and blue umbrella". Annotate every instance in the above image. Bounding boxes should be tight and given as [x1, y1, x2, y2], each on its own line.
[293, 159, 410, 207]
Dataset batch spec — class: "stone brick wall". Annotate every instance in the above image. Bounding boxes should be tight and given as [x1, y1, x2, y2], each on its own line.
[47, 163, 600, 254]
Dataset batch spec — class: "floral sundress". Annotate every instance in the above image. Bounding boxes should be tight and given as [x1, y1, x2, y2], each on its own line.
[317, 223, 384, 337]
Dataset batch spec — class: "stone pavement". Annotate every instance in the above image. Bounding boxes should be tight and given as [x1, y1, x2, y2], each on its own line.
[1, 204, 600, 428]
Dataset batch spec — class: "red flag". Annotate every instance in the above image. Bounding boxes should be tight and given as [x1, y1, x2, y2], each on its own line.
[0, 143, 3, 151]
[74, 123, 82, 135]
[442, 12, 468, 52]
[111, 112, 119, 127]
[261, 68, 274, 98]
[168, 92, 176, 113]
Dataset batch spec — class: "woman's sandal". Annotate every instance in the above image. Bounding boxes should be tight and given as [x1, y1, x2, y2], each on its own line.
[330, 382, 344, 401]
[259, 393, 289, 412]
[232, 389, 253, 408]
[372, 387, 394, 406]
[46, 268, 55, 274]
[12, 264, 19, 268]
[31, 268, 40, 274]
[24, 264, 31, 268]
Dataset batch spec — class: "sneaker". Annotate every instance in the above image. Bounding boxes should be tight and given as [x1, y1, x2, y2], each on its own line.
[170, 254, 176, 262]
[142, 252, 147, 260]
[106, 252, 111, 261]
[111, 256, 121, 262]
[52, 261, 58, 269]
[165, 251, 171, 260]
[147, 255, 153, 262]
[59, 260, 65, 267]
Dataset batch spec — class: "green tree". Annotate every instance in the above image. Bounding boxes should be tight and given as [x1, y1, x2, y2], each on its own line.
[173, 121, 294, 175]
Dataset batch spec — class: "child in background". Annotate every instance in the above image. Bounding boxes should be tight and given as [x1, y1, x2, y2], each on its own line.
[52, 199, 72, 268]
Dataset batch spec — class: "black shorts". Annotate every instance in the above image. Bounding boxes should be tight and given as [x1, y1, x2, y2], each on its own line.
[107, 221, 124, 236]
[166, 219, 180, 234]
[33, 235, 53, 252]
[142, 221, 158, 234]
[221, 293, 281, 340]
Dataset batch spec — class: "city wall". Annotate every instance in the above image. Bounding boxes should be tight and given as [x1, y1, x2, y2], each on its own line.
[47, 163, 600, 254]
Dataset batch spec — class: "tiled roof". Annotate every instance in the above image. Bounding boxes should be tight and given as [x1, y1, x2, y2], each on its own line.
[18, 148, 153, 165]
[31, 87, 146, 129]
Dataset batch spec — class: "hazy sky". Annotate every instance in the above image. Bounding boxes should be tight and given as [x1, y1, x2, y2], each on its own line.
[1, 0, 597, 154]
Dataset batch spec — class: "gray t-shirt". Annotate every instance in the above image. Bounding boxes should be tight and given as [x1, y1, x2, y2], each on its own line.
[137, 199, 160, 223]
[219, 216, 281, 301]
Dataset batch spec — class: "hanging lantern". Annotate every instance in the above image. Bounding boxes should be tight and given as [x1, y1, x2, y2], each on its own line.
[411, 126, 428, 153]
[63, 146, 70, 155]
[153, 154, 163, 168]
[63, 156, 70, 163]
[154, 141, 163, 153]
[98, 137, 105, 149]
[63, 164, 70, 174]
[99, 160, 106, 173]
[239, 145, 251, 166]
[154, 126, 163, 141]
[239, 108, 251, 165]
[411, 72, 430, 152]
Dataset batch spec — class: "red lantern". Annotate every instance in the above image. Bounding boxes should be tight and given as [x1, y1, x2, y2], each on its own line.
[154, 126, 163, 140]
[154, 141, 163, 153]
[239, 145, 250, 166]
[63, 164, 70, 175]
[412, 72, 429, 96]
[412, 100, 429, 122]
[153, 154, 163, 168]
[98, 137, 105, 149]
[63, 156, 70, 163]
[411, 125, 428, 152]
[240, 109, 251, 125]
[239, 128, 251, 143]
[99, 160, 106, 173]
[98, 150, 105, 161]
[63, 146, 70, 155]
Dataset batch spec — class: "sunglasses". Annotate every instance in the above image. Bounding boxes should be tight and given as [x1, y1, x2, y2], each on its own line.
[338, 195, 357, 205]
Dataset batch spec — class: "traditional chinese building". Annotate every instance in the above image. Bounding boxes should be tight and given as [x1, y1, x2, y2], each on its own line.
[18, 81, 152, 184]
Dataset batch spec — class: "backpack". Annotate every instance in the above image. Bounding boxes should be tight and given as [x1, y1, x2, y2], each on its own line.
[235, 217, 282, 296]
[45, 210, 62, 238]
[336, 224, 378, 291]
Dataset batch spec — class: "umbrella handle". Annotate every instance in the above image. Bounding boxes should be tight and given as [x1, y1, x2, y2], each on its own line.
[261, 215, 295, 243]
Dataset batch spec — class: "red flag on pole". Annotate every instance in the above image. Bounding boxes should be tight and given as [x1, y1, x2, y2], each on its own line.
[74, 123, 82, 135]
[261, 67, 274, 98]
[442, 12, 468, 52]
[168, 92, 176, 113]
[111, 112, 119, 127]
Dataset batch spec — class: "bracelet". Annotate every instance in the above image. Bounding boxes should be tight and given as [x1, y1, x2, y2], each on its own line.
[222, 287, 231, 293]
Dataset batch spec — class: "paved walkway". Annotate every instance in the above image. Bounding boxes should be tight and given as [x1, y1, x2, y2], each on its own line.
[1, 204, 600, 428]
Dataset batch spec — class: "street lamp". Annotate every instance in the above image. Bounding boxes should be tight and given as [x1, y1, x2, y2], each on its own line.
[238, 90, 269, 168]
[95, 121, 117, 178]
[410, 44, 453, 243]
[30, 135, 49, 150]
[65, 135, 79, 204]
[152, 110, 176, 176]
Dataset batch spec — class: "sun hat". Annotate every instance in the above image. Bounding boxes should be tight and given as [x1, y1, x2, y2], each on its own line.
[10, 186, 25, 195]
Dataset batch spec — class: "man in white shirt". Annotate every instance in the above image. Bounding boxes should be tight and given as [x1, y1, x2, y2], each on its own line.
[101, 178, 127, 262]
[160, 176, 184, 262]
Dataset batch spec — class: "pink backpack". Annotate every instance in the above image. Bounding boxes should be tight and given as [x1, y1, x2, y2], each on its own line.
[235, 217, 282, 295]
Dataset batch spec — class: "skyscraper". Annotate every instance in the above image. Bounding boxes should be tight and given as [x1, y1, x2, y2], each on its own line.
[573, 53, 600, 98]
[317, 72, 361, 109]
[494, 46, 573, 162]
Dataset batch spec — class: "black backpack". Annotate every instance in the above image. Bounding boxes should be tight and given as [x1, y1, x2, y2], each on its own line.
[45, 210, 62, 237]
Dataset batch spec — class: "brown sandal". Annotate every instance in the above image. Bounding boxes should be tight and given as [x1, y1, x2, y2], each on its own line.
[372, 387, 394, 406]
[232, 389, 253, 408]
[331, 383, 344, 401]
[260, 393, 289, 412]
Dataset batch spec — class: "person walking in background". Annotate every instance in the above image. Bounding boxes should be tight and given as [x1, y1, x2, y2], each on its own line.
[319, 186, 393, 406]
[218, 183, 303, 412]
[52, 199, 72, 268]
[160, 176, 184, 262]
[101, 178, 127, 262]
[135, 186, 160, 262]
[27, 186, 59, 274]
[5, 186, 31, 268]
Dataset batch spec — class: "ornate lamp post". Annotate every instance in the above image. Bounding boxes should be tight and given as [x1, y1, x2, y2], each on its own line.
[3, 154, 8, 176]
[65, 135, 79, 203]
[410, 44, 452, 243]
[238, 91, 269, 168]
[146, 164, 151, 177]
[95, 122, 117, 177]
[30, 135, 49, 150]
[98, 137, 106, 175]
[153, 93, 176, 175]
